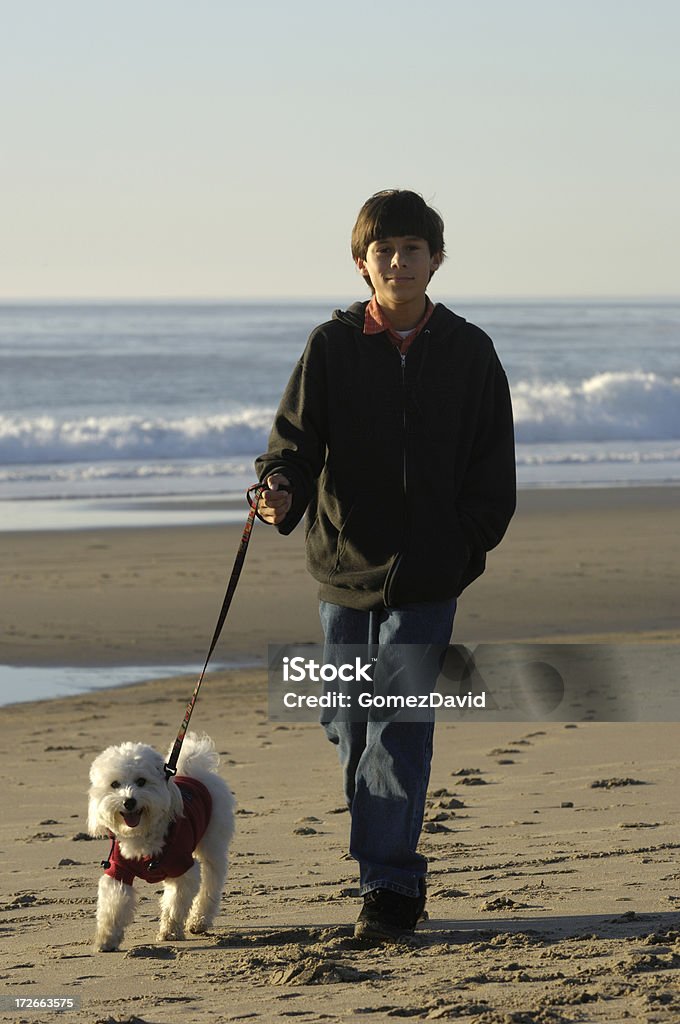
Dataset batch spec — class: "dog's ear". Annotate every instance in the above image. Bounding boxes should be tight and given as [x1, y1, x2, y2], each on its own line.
[89, 752, 104, 786]
[87, 794, 105, 837]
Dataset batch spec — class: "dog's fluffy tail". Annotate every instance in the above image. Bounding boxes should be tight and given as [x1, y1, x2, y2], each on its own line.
[171, 732, 221, 777]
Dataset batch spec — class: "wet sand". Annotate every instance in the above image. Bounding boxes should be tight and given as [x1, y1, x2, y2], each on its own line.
[3, 487, 679, 668]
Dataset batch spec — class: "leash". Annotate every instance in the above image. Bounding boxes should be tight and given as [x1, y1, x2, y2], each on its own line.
[100, 481, 286, 868]
[163, 481, 277, 780]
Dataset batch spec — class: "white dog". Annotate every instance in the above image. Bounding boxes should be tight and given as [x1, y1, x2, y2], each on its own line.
[88, 732, 234, 952]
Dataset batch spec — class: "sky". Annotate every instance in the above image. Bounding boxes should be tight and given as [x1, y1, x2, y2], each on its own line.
[2, 0, 679, 299]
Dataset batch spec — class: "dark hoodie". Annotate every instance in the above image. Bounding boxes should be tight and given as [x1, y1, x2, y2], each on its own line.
[256, 301, 516, 611]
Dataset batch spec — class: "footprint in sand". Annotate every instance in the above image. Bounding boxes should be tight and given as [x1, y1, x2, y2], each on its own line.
[591, 777, 648, 789]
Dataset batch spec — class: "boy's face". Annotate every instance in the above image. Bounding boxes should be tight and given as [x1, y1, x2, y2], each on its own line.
[355, 235, 441, 307]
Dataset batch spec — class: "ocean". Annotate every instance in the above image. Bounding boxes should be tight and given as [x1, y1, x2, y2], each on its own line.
[1, 298, 679, 531]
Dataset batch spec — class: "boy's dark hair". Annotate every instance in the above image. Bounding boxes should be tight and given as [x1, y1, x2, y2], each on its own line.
[351, 189, 446, 291]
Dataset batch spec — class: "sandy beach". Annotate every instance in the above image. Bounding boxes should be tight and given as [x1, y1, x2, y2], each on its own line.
[1, 486, 680, 1023]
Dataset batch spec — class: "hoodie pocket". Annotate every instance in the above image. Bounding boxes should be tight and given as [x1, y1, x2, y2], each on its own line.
[333, 500, 357, 572]
[385, 508, 471, 606]
[305, 510, 341, 582]
[332, 497, 397, 579]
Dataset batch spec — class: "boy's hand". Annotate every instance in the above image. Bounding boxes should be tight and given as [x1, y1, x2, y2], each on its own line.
[258, 474, 292, 525]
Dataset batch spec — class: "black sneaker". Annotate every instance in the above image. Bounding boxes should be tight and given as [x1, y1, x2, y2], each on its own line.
[354, 880, 427, 941]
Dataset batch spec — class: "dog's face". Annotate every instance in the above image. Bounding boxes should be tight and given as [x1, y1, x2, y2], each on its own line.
[88, 742, 183, 846]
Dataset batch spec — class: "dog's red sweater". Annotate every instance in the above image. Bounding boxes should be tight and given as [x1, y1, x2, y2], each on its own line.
[104, 776, 212, 885]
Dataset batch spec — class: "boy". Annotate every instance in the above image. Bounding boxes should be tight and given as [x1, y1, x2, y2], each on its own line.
[256, 189, 515, 940]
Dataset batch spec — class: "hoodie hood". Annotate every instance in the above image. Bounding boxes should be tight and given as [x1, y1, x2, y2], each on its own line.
[332, 300, 467, 336]
[332, 301, 367, 329]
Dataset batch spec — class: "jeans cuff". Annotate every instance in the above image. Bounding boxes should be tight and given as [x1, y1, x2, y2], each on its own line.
[360, 880, 421, 899]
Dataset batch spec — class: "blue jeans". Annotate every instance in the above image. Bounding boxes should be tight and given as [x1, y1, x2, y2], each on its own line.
[319, 598, 457, 898]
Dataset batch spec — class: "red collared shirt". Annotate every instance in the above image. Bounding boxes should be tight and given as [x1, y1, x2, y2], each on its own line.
[363, 295, 435, 354]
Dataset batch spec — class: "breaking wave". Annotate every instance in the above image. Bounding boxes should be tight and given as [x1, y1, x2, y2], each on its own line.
[1, 373, 678, 469]
[512, 371, 679, 443]
[0, 408, 274, 465]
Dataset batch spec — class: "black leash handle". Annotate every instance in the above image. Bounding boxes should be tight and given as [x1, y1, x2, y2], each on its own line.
[164, 483, 267, 779]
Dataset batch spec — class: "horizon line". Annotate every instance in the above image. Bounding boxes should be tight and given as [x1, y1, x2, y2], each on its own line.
[1, 294, 680, 305]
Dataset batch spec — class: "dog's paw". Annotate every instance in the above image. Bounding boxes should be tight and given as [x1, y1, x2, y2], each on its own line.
[187, 914, 209, 934]
[95, 939, 120, 952]
[157, 924, 185, 942]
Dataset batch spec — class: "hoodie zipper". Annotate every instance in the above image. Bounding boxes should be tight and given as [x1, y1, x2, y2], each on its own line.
[400, 352, 407, 491]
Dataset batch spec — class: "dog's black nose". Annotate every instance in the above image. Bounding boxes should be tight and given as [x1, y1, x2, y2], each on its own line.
[123, 797, 137, 811]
